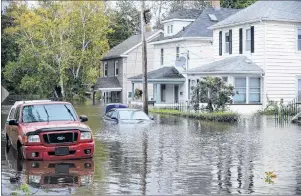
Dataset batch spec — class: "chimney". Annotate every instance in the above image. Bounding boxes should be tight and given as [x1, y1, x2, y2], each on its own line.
[211, 0, 220, 10]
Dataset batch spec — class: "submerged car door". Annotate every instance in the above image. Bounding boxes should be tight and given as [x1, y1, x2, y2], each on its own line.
[11, 106, 21, 147]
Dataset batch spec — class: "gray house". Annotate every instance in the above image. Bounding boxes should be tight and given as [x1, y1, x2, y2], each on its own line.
[94, 30, 162, 104]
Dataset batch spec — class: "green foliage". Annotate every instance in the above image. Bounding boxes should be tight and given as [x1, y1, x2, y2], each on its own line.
[259, 98, 299, 116]
[3, 1, 110, 100]
[150, 109, 239, 122]
[190, 77, 235, 112]
[134, 88, 143, 100]
[11, 183, 31, 195]
[221, 0, 257, 9]
[264, 171, 277, 184]
[106, 0, 140, 48]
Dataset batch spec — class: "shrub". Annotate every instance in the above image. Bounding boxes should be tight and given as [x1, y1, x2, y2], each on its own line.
[150, 109, 239, 122]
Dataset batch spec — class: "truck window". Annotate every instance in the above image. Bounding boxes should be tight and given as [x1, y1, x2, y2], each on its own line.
[8, 108, 15, 120]
[15, 106, 21, 122]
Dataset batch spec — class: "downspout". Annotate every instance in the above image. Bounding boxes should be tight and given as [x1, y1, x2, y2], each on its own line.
[263, 19, 267, 109]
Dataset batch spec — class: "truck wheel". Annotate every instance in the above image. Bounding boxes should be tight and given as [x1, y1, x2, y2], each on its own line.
[17, 142, 24, 160]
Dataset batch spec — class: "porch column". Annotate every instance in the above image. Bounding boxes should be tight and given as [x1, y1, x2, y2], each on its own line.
[156, 84, 161, 104]
[131, 82, 134, 100]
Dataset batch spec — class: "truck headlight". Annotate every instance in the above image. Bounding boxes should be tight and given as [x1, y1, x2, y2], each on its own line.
[28, 135, 40, 143]
[80, 175, 92, 185]
[29, 175, 41, 184]
[80, 132, 91, 140]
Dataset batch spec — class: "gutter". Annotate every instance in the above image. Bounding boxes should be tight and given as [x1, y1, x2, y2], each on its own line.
[150, 37, 212, 45]
[128, 78, 186, 82]
[184, 71, 264, 74]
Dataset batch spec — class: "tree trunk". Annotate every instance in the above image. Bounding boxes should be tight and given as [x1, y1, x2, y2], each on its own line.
[59, 70, 65, 100]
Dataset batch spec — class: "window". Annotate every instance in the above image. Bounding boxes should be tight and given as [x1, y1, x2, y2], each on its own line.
[176, 47, 179, 58]
[119, 110, 150, 120]
[104, 62, 108, 77]
[246, 29, 251, 51]
[171, 25, 173, 33]
[297, 28, 301, 51]
[168, 26, 170, 34]
[8, 108, 16, 120]
[114, 61, 119, 76]
[233, 78, 246, 103]
[111, 111, 118, 119]
[15, 106, 20, 122]
[160, 48, 164, 65]
[297, 78, 301, 102]
[128, 92, 132, 98]
[225, 32, 230, 53]
[22, 104, 77, 123]
[222, 77, 228, 82]
[249, 78, 260, 103]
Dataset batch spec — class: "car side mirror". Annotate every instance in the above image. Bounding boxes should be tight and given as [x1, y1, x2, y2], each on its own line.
[149, 116, 154, 120]
[80, 115, 88, 122]
[8, 119, 18, 126]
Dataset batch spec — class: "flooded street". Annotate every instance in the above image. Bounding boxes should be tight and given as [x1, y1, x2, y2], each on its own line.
[1, 103, 301, 195]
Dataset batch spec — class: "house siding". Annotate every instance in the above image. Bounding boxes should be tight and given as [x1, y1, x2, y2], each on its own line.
[122, 39, 155, 104]
[153, 40, 214, 71]
[213, 21, 301, 106]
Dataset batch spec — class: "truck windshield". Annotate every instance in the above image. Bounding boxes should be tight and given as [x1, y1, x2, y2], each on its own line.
[22, 104, 77, 123]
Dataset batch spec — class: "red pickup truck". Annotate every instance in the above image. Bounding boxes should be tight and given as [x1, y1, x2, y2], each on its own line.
[5, 100, 94, 160]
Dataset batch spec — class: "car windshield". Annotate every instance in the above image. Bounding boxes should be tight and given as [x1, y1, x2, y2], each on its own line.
[22, 104, 77, 123]
[118, 110, 150, 120]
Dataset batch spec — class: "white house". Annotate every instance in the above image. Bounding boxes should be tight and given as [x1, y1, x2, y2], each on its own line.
[94, 30, 163, 104]
[185, 0, 301, 114]
[128, 2, 240, 106]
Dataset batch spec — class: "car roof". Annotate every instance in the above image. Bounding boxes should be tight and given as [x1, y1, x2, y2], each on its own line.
[113, 108, 140, 111]
[12, 100, 72, 108]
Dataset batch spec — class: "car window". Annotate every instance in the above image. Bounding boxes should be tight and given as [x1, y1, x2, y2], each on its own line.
[111, 111, 118, 119]
[106, 111, 113, 117]
[119, 110, 149, 120]
[15, 106, 20, 122]
[22, 104, 77, 123]
[8, 108, 16, 120]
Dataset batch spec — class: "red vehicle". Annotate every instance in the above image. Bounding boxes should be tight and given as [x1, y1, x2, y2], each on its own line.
[5, 100, 94, 160]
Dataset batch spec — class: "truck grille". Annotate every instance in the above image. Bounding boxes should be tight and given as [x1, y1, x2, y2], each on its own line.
[44, 175, 78, 184]
[43, 132, 78, 144]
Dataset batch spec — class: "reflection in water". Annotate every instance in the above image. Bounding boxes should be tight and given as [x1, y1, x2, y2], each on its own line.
[2, 144, 94, 195]
[1, 103, 301, 195]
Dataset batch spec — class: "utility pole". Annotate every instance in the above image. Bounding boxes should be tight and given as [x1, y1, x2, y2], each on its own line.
[141, 0, 148, 114]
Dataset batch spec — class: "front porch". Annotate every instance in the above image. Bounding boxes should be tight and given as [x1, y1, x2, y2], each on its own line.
[128, 66, 186, 105]
[93, 77, 122, 104]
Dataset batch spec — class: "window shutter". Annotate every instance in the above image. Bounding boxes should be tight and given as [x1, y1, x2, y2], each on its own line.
[229, 30, 232, 54]
[251, 26, 254, 53]
[239, 28, 243, 54]
[219, 31, 222, 56]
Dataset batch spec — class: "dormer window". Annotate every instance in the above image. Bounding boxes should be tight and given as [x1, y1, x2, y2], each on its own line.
[298, 28, 301, 51]
[246, 29, 251, 51]
[168, 26, 170, 34]
[171, 25, 173, 33]
[114, 60, 119, 76]
[208, 14, 218, 22]
[225, 32, 230, 53]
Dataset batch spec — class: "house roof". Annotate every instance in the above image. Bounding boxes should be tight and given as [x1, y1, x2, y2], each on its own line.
[128, 66, 185, 81]
[152, 7, 240, 43]
[102, 30, 161, 60]
[93, 77, 122, 90]
[210, 1, 301, 29]
[162, 9, 202, 21]
[185, 56, 264, 74]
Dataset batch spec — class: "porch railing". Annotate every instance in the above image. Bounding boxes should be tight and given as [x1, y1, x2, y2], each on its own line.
[274, 94, 301, 123]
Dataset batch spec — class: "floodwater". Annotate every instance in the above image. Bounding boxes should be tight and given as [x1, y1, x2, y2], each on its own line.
[1, 103, 301, 195]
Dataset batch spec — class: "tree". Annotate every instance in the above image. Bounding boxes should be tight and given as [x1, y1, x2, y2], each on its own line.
[106, 0, 141, 48]
[190, 77, 235, 112]
[221, 0, 257, 9]
[3, 1, 111, 100]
